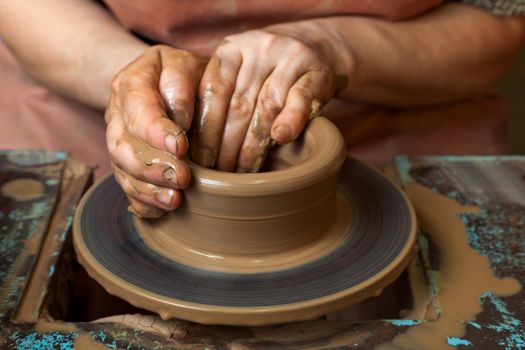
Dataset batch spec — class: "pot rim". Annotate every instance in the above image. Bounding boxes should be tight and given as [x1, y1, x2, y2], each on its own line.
[187, 117, 346, 197]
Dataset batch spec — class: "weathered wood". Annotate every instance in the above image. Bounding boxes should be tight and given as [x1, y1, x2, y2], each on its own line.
[0, 153, 524, 349]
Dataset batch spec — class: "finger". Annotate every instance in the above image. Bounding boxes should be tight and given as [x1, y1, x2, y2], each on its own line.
[234, 80, 286, 172]
[235, 65, 296, 172]
[105, 92, 189, 165]
[127, 195, 166, 219]
[215, 58, 274, 172]
[107, 119, 191, 190]
[113, 48, 189, 158]
[191, 53, 240, 168]
[271, 68, 334, 145]
[113, 164, 182, 211]
[158, 47, 206, 132]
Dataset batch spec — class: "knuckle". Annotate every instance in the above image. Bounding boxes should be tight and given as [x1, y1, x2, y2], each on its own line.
[106, 133, 118, 158]
[314, 65, 335, 80]
[110, 74, 121, 95]
[114, 168, 134, 195]
[214, 44, 232, 56]
[289, 39, 310, 53]
[121, 178, 136, 196]
[293, 85, 315, 100]
[126, 72, 149, 88]
[229, 95, 253, 117]
[104, 107, 114, 125]
[261, 32, 280, 49]
[107, 142, 117, 160]
[200, 80, 225, 96]
[259, 96, 282, 115]
[126, 110, 140, 132]
[108, 133, 125, 161]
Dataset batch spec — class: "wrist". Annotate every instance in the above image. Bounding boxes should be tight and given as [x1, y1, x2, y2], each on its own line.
[265, 18, 356, 95]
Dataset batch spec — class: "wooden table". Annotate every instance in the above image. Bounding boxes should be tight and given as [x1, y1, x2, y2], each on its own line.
[0, 151, 523, 349]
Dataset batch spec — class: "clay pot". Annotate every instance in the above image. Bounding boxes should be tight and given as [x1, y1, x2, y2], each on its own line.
[137, 117, 347, 272]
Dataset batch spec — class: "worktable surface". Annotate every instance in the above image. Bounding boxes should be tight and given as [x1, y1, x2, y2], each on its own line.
[0, 151, 523, 349]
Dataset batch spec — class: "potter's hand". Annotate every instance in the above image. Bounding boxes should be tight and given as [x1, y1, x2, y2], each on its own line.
[191, 29, 337, 172]
[106, 45, 205, 218]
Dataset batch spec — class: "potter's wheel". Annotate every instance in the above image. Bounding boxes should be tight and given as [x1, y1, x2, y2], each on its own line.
[73, 157, 416, 326]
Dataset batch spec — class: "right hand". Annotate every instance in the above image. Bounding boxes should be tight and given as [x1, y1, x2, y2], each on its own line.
[105, 45, 206, 218]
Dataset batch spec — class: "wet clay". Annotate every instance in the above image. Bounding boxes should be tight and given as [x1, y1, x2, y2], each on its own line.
[136, 117, 346, 273]
[1, 178, 44, 201]
[377, 183, 521, 350]
[117, 132, 186, 188]
[73, 334, 112, 350]
[137, 192, 352, 273]
[74, 118, 417, 325]
[94, 314, 189, 339]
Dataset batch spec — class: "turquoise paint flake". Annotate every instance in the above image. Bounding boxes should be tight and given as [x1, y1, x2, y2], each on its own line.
[90, 329, 117, 349]
[394, 156, 413, 184]
[461, 209, 525, 273]
[58, 216, 74, 242]
[468, 321, 482, 330]
[48, 265, 55, 277]
[55, 151, 67, 160]
[384, 319, 422, 327]
[9, 202, 51, 221]
[479, 292, 525, 350]
[10, 331, 79, 350]
[447, 337, 472, 346]
[45, 178, 59, 186]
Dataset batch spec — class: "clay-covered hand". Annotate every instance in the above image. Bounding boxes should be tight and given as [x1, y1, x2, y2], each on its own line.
[106, 45, 206, 218]
[191, 29, 337, 172]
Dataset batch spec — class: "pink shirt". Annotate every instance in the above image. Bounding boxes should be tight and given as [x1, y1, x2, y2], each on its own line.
[0, 1, 508, 179]
[103, 0, 442, 55]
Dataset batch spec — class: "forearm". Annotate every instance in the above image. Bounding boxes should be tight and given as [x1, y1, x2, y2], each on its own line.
[271, 3, 525, 107]
[0, 0, 148, 110]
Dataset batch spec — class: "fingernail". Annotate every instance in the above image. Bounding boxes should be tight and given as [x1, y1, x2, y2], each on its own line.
[168, 109, 191, 132]
[127, 205, 143, 218]
[176, 131, 188, 155]
[144, 206, 165, 218]
[192, 147, 215, 168]
[273, 125, 291, 143]
[162, 167, 179, 187]
[155, 188, 175, 208]
[165, 134, 178, 155]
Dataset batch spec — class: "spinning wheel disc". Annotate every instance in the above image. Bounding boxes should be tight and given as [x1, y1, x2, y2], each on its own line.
[73, 158, 416, 325]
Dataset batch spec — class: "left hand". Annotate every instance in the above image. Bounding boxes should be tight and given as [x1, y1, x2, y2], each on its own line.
[190, 28, 337, 172]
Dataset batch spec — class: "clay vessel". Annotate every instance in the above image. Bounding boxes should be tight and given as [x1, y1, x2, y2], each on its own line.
[137, 117, 348, 273]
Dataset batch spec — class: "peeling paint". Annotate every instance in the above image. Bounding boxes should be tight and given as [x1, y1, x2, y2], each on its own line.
[394, 155, 413, 184]
[479, 292, 525, 350]
[384, 319, 422, 327]
[446, 336, 472, 346]
[468, 321, 482, 330]
[10, 331, 79, 350]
